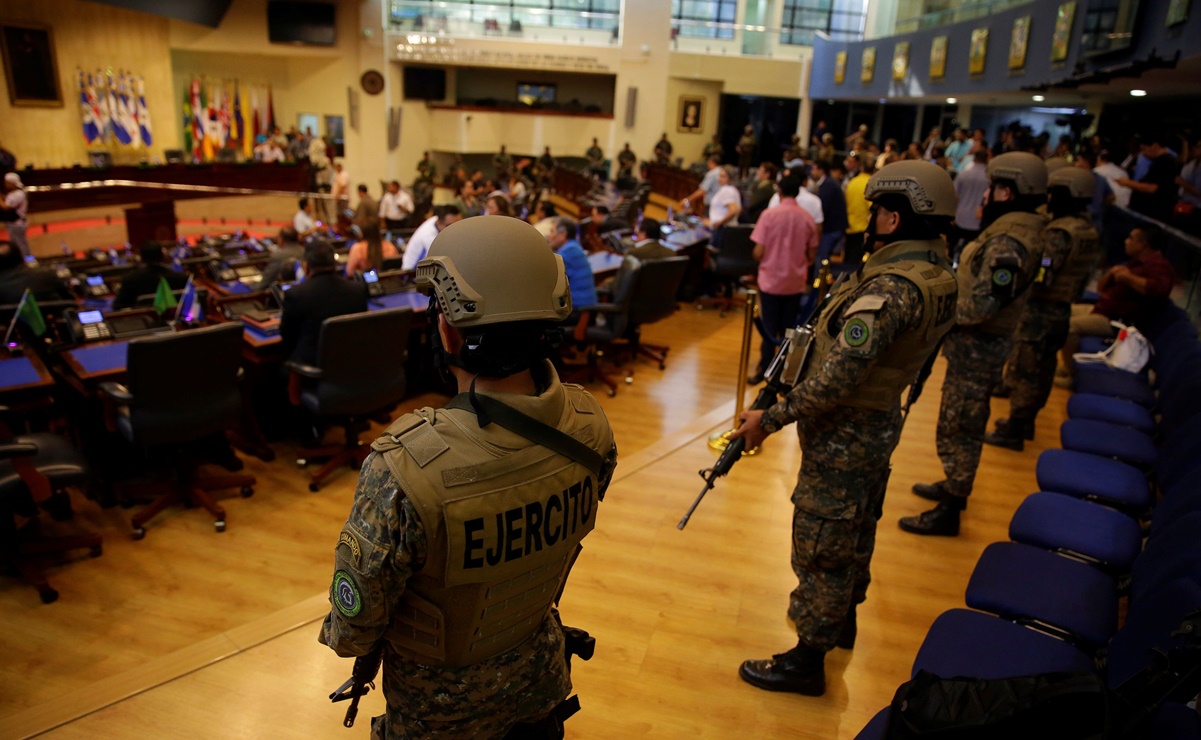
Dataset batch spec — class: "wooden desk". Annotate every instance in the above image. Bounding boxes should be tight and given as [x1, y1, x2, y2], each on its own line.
[0, 354, 56, 393]
[60, 341, 131, 383]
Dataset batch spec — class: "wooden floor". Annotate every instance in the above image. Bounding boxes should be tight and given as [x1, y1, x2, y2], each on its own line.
[0, 303, 1071, 739]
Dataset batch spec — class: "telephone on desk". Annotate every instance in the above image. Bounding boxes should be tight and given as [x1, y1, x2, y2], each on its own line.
[211, 262, 264, 284]
[362, 269, 410, 298]
[82, 275, 110, 297]
[66, 308, 170, 344]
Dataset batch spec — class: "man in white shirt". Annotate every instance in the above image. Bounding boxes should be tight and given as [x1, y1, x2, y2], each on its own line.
[1, 173, 29, 258]
[379, 181, 415, 231]
[330, 161, 351, 212]
[682, 156, 722, 214]
[292, 197, 323, 238]
[1094, 149, 1132, 208]
[256, 138, 285, 163]
[401, 205, 462, 270]
[705, 167, 742, 231]
[768, 169, 825, 231]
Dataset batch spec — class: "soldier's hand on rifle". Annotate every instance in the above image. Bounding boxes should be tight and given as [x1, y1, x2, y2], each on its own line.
[729, 409, 770, 450]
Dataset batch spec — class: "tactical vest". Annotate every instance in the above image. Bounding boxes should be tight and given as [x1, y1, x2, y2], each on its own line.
[372, 380, 613, 668]
[803, 239, 958, 412]
[1035, 216, 1101, 304]
[957, 211, 1046, 337]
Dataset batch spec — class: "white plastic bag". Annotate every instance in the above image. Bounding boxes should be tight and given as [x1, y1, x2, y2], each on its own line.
[1072, 322, 1152, 374]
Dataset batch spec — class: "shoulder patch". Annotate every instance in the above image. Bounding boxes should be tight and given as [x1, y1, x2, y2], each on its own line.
[332, 570, 362, 618]
[843, 316, 872, 348]
[399, 422, 449, 468]
[845, 294, 888, 315]
[992, 268, 1014, 287]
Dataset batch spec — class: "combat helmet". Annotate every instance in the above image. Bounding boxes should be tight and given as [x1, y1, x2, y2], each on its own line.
[417, 216, 571, 328]
[1048, 166, 1097, 199]
[864, 160, 958, 218]
[987, 152, 1048, 195]
[1043, 157, 1071, 175]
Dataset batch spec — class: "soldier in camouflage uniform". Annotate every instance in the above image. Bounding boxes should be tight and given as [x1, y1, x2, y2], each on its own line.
[730, 161, 959, 696]
[903, 152, 1049, 536]
[985, 167, 1101, 450]
[319, 216, 617, 739]
[416, 151, 437, 184]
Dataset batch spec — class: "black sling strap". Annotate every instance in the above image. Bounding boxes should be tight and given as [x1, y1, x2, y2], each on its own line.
[446, 380, 604, 480]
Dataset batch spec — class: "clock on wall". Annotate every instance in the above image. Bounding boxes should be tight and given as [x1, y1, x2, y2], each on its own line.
[360, 70, 384, 95]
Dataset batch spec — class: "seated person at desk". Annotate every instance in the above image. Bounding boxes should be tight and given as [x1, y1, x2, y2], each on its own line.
[378, 181, 413, 232]
[259, 226, 305, 286]
[344, 222, 399, 275]
[0, 240, 73, 304]
[548, 217, 597, 309]
[591, 205, 630, 234]
[279, 241, 368, 366]
[628, 218, 675, 261]
[401, 205, 462, 270]
[111, 242, 188, 310]
[531, 200, 558, 239]
[293, 197, 325, 239]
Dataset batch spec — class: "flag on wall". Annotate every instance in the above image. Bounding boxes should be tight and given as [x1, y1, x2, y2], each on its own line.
[108, 72, 132, 146]
[236, 82, 251, 158]
[201, 80, 214, 161]
[90, 72, 111, 146]
[136, 76, 153, 147]
[267, 86, 275, 133]
[189, 78, 204, 161]
[78, 70, 101, 145]
[250, 85, 261, 141]
[117, 73, 141, 148]
[182, 84, 193, 157]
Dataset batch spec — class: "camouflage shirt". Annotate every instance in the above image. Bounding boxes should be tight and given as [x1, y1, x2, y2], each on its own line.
[1014, 228, 1073, 342]
[761, 274, 925, 457]
[957, 234, 1030, 326]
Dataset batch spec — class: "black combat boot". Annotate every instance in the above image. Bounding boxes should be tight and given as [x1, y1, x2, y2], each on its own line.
[739, 641, 827, 696]
[835, 607, 856, 650]
[899, 497, 964, 536]
[911, 480, 947, 501]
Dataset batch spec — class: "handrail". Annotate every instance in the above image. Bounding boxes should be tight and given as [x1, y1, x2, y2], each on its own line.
[25, 180, 336, 201]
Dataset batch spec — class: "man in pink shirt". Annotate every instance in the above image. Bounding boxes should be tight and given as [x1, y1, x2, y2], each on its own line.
[749, 173, 819, 383]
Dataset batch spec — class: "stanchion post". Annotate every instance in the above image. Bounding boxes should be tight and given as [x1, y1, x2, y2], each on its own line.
[709, 289, 759, 453]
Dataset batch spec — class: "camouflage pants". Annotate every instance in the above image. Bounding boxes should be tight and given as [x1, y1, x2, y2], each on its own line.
[936, 330, 1012, 497]
[1005, 327, 1068, 423]
[789, 414, 896, 652]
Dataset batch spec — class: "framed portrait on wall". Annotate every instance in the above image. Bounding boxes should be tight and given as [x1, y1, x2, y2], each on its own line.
[1009, 16, 1032, 70]
[861, 47, 876, 83]
[969, 28, 989, 75]
[1166, 0, 1190, 25]
[893, 42, 910, 81]
[834, 51, 847, 84]
[930, 36, 948, 80]
[677, 96, 704, 133]
[1051, 2, 1076, 62]
[0, 23, 62, 107]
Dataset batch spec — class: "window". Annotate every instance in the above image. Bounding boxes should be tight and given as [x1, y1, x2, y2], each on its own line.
[391, 1, 620, 32]
[671, 0, 738, 40]
[780, 0, 867, 46]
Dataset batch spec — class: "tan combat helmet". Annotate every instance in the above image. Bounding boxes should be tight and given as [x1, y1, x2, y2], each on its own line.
[864, 160, 958, 218]
[1043, 157, 1071, 175]
[1048, 166, 1097, 199]
[987, 152, 1048, 195]
[417, 216, 571, 327]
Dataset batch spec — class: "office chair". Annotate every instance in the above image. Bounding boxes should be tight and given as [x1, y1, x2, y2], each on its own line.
[570, 257, 688, 395]
[287, 308, 412, 491]
[0, 410, 102, 603]
[99, 323, 255, 538]
[695, 225, 758, 317]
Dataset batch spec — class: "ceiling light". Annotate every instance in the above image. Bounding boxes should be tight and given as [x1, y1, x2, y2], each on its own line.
[1130, 89, 1147, 97]
[945, 97, 957, 104]
[1032, 95, 1045, 102]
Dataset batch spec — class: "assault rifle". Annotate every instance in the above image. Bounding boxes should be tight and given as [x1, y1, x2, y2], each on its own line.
[329, 643, 384, 728]
[677, 323, 817, 530]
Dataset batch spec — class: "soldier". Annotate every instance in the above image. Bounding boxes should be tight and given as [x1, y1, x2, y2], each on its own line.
[737, 124, 757, 181]
[585, 138, 605, 180]
[416, 150, 436, 183]
[703, 134, 724, 163]
[654, 133, 673, 166]
[617, 143, 637, 181]
[903, 152, 1049, 536]
[319, 216, 618, 738]
[493, 144, 513, 182]
[985, 167, 1101, 450]
[730, 161, 958, 696]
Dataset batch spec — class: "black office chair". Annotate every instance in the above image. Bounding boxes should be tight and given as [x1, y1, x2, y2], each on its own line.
[99, 323, 255, 538]
[0, 411, 102, 603]
[570, 257, 689, 395]
[695, 224, 758, 317]
[287, 308, 412, 491]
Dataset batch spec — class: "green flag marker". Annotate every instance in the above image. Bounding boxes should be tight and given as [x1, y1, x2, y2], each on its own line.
[17, 289, 46, 337]
[152, 277, 178, 315]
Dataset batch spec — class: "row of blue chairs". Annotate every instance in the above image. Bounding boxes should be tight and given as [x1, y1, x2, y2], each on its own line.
[856, 303, 1201, 738]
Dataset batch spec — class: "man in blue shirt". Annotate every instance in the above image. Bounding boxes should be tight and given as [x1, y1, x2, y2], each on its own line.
[944, 128, 971, 175]
[548, 217, 597, 310]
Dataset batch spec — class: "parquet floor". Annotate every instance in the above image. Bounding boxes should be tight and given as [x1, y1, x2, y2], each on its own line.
[0, 301, 1069, 739]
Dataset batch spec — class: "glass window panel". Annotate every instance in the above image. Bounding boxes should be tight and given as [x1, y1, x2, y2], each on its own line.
[718, 4, 736, 21]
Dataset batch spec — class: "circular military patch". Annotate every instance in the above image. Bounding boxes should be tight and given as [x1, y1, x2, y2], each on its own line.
[333, 571, 362, 618]
[993, 269, 1014, 287]
[844, 318, 870, 347]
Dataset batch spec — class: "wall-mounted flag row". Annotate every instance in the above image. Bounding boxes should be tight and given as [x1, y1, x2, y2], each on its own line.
[78, 69, 153, 149]
[184, 77, 275, 162]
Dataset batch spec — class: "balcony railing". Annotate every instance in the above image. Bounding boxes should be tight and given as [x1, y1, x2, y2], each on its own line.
[893, 0, 1036, 34]
[387, 1, 621, 46]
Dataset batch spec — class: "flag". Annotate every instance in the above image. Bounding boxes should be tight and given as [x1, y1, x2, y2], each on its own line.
[251, 85, 262, 140]
[190, 78, 204, 160]
[175, 276, 203, 324]
[136, 75, 153, 147]
[118, 72, 140, 148]
[16, 290, 46, 337]
[201, 80, 214, 161]
[267, 85, 275, 133]
[235, 81, 249, 158]
[152, 277, 178, 315]
[216, 82, 231, 149]
[78, 70, 100, 145]
[91, 72, 111, 145]
[182, 84, 193, 155]
[108, 72, 132, 146]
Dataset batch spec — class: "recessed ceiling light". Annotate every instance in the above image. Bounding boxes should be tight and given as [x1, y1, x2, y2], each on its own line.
[1130, 89, 1147, 97]
[946, 97, 957, 104]
[1032, 95, 1045, 102]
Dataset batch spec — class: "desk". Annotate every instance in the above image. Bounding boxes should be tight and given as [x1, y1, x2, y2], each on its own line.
[588, 252, 625, 276]
[243, 292, 428, 350]
[0, 355, 55, 393]
[210, 279, 262, 296]
[61, 342, 130, 382]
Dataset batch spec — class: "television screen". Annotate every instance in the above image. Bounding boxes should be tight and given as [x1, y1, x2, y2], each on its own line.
[403, 67, 446, 100]
[517, 83, 556, 106]
[267, 2, 336, 46]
